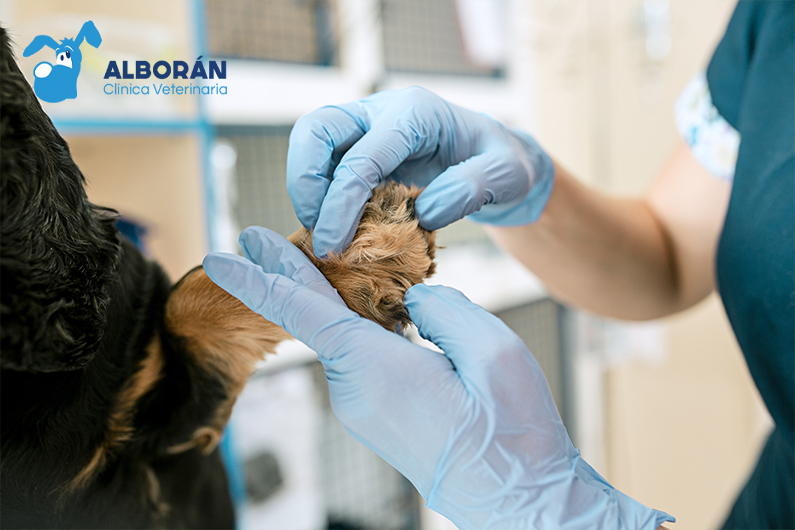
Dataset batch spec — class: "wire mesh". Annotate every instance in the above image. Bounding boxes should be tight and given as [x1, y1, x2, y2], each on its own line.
[381, 0, 502, 77]
[216, 126, 302, 240]
[205, 0, 337, 65]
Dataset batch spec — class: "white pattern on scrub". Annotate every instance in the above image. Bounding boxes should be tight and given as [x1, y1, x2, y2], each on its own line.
[675, 71, 741, 183]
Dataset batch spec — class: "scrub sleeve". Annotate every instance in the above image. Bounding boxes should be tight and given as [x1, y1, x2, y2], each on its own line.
[688, 1, 794, 528]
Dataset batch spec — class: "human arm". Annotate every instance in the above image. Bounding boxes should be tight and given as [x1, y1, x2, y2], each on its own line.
[202, 227, 674, 530]
[287, 87, 730, 321]
[487, 142, 731, 320]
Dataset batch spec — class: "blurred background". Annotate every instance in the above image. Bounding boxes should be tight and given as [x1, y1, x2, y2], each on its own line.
[0, 1, 772, 529]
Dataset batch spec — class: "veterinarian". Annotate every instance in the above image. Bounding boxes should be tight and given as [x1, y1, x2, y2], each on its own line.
[204, 2, 793, 529]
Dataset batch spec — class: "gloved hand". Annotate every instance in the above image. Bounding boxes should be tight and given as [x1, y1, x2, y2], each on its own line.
[287, 86, 555, 258]
[203, 227, 674, 530]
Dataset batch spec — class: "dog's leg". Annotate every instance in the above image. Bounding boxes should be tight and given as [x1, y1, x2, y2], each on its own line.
[156, 183, 436, 456]
[162, 267, 290, 455]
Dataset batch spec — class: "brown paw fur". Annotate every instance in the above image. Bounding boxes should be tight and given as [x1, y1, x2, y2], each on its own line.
[288, 182, 437, 331]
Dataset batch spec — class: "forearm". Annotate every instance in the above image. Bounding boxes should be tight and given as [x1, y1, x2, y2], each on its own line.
[487, 161, 681, 320]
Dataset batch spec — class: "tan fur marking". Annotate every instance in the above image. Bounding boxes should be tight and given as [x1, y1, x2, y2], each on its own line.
[67, 336, 165, 493]
[164, 268, 289, 454]
[289, 182, 437, 330]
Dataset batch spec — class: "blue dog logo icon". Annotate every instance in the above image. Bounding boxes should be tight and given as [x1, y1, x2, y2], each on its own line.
[23, 21, 102, 103]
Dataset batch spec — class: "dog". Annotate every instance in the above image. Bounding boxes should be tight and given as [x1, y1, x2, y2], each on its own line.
[0, 26, 436, 528]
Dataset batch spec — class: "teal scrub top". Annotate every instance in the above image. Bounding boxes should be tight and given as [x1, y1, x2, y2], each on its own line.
[706, 1, 794, 528]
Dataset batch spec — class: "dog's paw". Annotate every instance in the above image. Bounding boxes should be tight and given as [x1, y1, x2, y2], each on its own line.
[289, 182, 437, 331]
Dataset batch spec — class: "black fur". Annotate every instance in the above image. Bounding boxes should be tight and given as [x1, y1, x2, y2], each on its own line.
[0, 29, 119, 372]
[0, 27, 235, 528]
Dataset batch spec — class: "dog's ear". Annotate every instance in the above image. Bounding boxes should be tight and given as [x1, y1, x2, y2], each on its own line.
[23, 35, 59, 56]
[1, 26, 121, 372]
[160, 267, 290, 455]
[75, 21, 101, 49]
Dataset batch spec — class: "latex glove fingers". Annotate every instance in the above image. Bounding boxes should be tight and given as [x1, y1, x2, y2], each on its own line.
[237, 227, 343, 304]
[289, 88, 459, 257]
[201, 251, 347, 343]
[466, 130, 556, 226]
[413, 146, 532, 231]
[286, 106, 365, 231]
[414, 125, 555, 229]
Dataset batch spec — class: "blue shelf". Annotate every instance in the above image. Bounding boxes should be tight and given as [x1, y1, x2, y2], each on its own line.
[53, 118, 206, 135]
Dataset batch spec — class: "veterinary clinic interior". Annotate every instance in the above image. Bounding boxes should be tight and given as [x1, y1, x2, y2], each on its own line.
[1, 1, 783, 529]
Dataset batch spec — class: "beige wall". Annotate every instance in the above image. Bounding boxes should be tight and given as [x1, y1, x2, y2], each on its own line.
[533, 1, 772, 528]
[67, 134, 208, 282]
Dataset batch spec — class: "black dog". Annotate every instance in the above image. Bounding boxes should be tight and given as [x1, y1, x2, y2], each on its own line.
[0, 27, 287, 528]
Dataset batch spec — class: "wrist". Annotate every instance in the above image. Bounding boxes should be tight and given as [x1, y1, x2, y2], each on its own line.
[572, 457, 675, 530]
[468, 130, 556, 226]
[425, 453, 674, 530]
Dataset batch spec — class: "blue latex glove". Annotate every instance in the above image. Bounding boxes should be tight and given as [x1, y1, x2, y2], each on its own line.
[203, 227, 674, 530]
[287, 86, 555, 258]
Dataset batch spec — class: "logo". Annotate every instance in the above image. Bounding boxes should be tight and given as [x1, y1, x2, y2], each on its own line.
[23, 21, 102, 103]
[102, 57, 228, 96]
